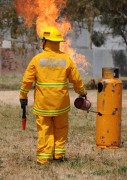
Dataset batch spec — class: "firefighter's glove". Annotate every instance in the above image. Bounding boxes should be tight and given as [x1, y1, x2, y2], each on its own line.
[81, 93, 87, 99]
[20, 99, 28, 108]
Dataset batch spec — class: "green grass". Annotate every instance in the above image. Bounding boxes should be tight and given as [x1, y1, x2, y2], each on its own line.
[0, 75, 99, 91]
[1, 74, 127, 92]
[0, 101, 127, 180]
[0, 75, 22, 90]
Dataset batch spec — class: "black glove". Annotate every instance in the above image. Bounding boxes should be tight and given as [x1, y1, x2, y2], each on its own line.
[20, 99, 28, 108]
[81, 93, 87, 99]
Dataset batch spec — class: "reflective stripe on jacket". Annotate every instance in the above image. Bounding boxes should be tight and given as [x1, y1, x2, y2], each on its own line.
[20, 41, 86, 116]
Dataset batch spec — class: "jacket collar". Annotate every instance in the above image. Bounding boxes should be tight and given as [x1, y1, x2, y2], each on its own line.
[44, 41, 60, 52]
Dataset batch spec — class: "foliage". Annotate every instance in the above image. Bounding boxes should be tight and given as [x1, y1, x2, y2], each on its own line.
[65, 0, 100, 48]
[66, 0, 99, 27]
[1, 0, 127, 48]
[65, 0, 127, 47]
[95, 0, 127, 46]
[92, 31, 106, 47]
[0, 0, 36, 44]
[112, 50, 127, 76]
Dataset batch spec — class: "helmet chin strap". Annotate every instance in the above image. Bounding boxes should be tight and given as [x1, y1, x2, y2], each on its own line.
[42, 38, 47, 49]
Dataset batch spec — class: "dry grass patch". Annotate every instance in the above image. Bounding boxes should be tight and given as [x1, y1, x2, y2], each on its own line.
[0, 75, 22, 90]
[0, 102, 127, 180]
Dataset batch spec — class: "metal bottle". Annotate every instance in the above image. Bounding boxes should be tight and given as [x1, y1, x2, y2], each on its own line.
[96, 67, 123, 148]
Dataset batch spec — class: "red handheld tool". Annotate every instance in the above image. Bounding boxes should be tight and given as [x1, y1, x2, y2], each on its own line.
[22, 106, 26, 130]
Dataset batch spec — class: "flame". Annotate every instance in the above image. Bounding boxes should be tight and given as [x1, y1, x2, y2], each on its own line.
[15, 0, 90, 74]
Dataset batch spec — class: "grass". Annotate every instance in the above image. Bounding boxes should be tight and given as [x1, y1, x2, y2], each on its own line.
[0, 75, 99, 91]
[0, 74, 127, 91]
[0, 75, 22, 90]
[0, 101, 127, 180]
[0, 74, 127, 179]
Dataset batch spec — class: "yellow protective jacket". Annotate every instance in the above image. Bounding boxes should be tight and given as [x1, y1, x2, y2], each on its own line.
[20, 41, 87, 116]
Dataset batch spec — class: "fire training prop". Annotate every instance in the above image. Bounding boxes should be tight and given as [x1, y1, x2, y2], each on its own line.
[74, 96, 102, 116]
[22, 106, 26, 130]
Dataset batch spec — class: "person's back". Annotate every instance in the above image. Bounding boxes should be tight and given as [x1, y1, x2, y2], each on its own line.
[19, 26, 87, 164]
[21, 40, 86, 116]
[33, 41, 71, 115]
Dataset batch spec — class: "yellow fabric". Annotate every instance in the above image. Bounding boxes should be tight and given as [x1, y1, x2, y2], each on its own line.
[36, 113, 68, 162]
[20, 41, 86, 116]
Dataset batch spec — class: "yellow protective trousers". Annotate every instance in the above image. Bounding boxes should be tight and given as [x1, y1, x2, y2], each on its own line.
[36, 112, 68, 164]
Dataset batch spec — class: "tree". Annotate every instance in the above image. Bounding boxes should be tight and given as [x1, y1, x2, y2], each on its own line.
[65, 0, 127, 48]
[65, 0, 100, 49]
[95, 0, 127, 47]
[0, 0, 36, 43]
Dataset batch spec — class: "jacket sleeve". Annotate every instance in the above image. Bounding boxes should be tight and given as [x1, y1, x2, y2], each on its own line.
[67, 58, 87, 95]
[19, 58, 36, 99]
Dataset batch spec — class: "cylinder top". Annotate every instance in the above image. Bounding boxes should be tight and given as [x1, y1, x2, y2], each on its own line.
[102, 67, 119, 79]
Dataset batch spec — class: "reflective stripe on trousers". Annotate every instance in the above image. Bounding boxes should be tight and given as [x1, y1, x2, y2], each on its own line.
[33, 106, 70, 116]
[36, 113, 68, 163]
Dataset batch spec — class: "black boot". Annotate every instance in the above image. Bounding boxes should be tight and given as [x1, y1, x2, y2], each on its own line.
[53, 157, 68, 162]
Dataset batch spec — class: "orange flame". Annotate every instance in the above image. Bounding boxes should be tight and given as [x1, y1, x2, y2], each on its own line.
[15, 0, 90, 74]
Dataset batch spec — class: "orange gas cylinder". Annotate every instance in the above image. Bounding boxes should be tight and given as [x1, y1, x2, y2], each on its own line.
[96, 68, 123, 148]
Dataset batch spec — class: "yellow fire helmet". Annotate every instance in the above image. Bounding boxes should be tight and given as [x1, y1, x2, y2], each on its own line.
[40, 26, 64, 42]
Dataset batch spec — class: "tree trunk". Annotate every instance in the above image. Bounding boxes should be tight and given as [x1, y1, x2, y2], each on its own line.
[89, 19, 94, 49]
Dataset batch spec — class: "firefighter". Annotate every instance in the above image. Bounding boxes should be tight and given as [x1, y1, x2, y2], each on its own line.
[19, 26, 87, 164]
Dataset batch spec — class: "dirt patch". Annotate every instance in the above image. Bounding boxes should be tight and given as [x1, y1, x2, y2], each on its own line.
[0, 89, 126, 107]
[0, 90, 97, 107]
